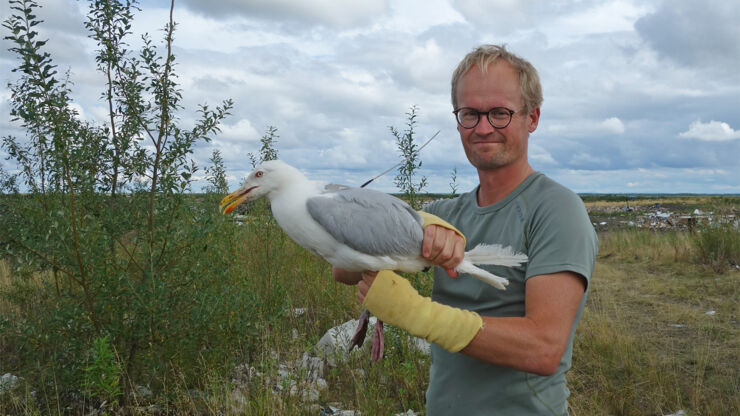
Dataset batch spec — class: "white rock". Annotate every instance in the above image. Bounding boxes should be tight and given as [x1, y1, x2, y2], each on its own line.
[324, 406, 359, 416]
[231, 364, 261, 389]
[705, 310, 716, 316]
[135, 385, 153, 399]
[410, 337, 430, 355]
[0, 373, 19, 393]
[227, 389, 249, 414]
[664, 410, 685, 416]
[315, 317, 377, 365]
[304, 387, 320, 402]
[299, 352, 326, 381]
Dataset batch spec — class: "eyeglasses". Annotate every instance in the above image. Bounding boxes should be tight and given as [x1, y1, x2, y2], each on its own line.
[453, 107, 518, 129]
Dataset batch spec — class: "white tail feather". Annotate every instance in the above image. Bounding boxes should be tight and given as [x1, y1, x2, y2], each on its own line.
[463, 244, 528, 267]
[453, 244, 528, 290]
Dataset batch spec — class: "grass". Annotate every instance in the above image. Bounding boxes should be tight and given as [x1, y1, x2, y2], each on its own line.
[1, 197, 739, 415]
[582, 195, 720, 209]
[569, 229, 739, 416]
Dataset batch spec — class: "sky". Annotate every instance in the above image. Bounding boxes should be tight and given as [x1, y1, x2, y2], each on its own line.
[1, 0, 739, 194]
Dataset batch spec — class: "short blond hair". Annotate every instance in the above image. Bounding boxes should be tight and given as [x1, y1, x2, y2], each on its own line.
[451, 44, 543, 113]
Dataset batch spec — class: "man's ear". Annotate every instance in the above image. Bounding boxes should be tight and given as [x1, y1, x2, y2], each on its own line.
[528, 107, 540, 133]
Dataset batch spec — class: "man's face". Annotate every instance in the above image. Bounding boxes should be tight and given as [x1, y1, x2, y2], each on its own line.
[454, 61, 539, 171]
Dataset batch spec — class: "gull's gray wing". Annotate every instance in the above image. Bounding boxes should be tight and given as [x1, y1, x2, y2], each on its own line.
[306, 187, 424, 256]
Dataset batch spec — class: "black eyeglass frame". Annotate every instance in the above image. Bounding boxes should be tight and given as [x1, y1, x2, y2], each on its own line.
[453, 107, 519, 129]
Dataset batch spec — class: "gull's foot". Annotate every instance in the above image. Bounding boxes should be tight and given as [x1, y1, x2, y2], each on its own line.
[350, 309, 371, 350]
[370, 320, 385, 362]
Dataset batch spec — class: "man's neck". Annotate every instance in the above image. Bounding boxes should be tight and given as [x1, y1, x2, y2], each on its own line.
[476, 161, 535, 207]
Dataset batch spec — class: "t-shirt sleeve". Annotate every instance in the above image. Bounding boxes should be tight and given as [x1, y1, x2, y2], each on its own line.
[523, 189, 598, 286]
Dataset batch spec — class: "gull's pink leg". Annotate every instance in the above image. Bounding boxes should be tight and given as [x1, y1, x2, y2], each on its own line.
[350, 309, 371, 350]
[370, 320, 384, 362]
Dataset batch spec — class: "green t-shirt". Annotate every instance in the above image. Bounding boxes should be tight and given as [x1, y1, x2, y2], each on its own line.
[423, 172, 598, 416]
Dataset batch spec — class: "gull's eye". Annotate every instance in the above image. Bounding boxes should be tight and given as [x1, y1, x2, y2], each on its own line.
[255, 171, 264, 178]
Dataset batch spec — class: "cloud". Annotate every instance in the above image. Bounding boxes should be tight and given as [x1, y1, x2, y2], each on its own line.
[544, 0, 649, 44]
[679, 120, 740, 142]
[601, 117, 626, 134]
[529, 143, 557, 167]
[220, 119, 261, 142]
[403, 39, 449, 92]
[2, 0, 88, 36]
[568, 152, 611, 170]
[178, 0, 390, 28]
[452, 0, 531, 34]
[544, 117, 626, 137]
[635, 0, 740, 74]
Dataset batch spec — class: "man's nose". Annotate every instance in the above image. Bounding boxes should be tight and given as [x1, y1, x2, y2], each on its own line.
[474, 114, 496, 134]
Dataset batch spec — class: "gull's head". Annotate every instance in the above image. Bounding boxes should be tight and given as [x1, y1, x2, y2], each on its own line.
[219, 160, 304, 214]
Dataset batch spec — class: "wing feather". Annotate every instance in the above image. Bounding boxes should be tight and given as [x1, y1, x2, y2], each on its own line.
[306, 188, 423, 256]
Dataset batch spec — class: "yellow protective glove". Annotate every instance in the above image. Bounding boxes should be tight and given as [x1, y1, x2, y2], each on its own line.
[417, 211, 466, 247]
[362, 270, 483, 353]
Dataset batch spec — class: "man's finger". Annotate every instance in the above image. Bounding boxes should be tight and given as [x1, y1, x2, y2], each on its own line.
[357, 281, 367, 302]
[422, 225, 437, 258]
[357, 271, 378, 302]
[440, 237, 465, 270]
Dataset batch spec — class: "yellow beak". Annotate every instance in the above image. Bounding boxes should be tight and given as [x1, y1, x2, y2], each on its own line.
[219, 186, 257, 214]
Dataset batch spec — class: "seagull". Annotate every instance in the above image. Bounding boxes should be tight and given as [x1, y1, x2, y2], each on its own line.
[219, 160, 527, 360]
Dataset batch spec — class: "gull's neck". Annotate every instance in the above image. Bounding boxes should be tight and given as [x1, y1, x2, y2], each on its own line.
[268, 175, 320, 205]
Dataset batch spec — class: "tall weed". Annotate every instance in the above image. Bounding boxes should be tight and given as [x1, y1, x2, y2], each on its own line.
[391, 105, 427, 210]
[598, 229, 694, 266]
[83, 335, 122, 406]
[692, 223, 740, 272]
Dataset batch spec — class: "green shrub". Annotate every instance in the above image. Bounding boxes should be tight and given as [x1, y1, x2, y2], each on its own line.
[0, 0, 260, 410]
[693, 223, 740, 272]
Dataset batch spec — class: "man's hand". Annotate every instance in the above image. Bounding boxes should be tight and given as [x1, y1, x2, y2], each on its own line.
[356, 271, 378, 302]
[422, 224, 465, 277]
[332, 267, 363, 285]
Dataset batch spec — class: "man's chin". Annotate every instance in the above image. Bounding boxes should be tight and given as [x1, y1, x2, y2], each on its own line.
[465, 151, 510, 171]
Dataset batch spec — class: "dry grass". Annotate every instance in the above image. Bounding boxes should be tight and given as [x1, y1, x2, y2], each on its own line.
[569, 230, 739, 416]
[583, 196, 720, 209]
[0, 260, 10, 310]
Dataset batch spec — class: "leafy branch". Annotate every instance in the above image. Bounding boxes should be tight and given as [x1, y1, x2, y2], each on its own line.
[391, 105, 427, 210]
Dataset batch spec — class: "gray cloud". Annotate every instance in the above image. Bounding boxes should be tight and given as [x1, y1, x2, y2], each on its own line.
[635, 0, 740, 76]
[452, 0, 533, 34]
[177, 0, 390, 28]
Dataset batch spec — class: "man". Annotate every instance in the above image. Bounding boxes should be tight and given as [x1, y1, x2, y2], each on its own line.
[334, 44, 597, 415]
